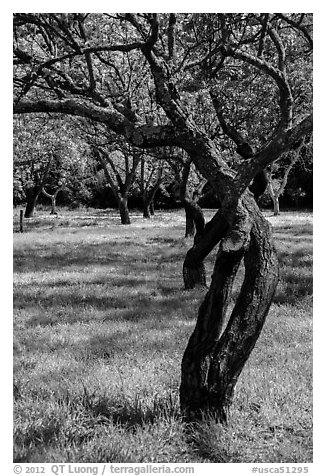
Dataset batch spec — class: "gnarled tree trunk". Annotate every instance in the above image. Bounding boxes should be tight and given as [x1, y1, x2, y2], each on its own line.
[180, 195, 279, 421]
[183, 169, 269, 290]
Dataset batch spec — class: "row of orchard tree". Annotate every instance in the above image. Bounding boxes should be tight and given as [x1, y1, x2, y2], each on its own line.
[13, 13, 312, 421]
[13, 113, 212, 223]
[14, 110, 312, 221]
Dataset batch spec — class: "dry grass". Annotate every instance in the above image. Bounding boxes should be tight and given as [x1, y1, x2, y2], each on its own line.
[13, 208, 313, 463]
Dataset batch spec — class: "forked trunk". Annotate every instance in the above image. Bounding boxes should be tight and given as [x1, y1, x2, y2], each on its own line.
[180, 197, 279, 421]
[118, 196, 131, 225]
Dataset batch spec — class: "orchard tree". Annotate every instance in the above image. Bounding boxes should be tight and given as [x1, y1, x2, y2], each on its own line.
[266, 138, 312, 214]
[168, 151, 206, 239]
[137, 152, 166, 218]
[93, 144, 142, 224]
[41, 183, 65, 215]
[14, 115, 61, 217]
[13, 13, 312, 421]
[14, 114, 93, 216]
[82, 122, 143, 224]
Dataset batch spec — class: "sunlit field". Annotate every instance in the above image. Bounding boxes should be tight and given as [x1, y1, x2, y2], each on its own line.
[13, 208, 313, 463]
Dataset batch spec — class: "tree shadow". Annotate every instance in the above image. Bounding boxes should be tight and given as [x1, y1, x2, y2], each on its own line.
[74, 390, 181, 432]
[273, 248, 312, 305]
[15, 278, 199, 328]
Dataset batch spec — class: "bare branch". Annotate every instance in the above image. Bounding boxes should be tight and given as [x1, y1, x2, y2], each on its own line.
[13, 98, 181, 148]
[257, 14, 269, 57]
[209, 90, 255, 159]
[267, 25, 286, 72]
[225, 45, 293, 130]
[277, 13, 313, 50]
[167, 14, 177, 60]
[233, 114, 313, 197]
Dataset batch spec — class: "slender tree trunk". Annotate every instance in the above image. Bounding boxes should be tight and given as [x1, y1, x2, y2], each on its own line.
[272, 195, 280, 216]
[50, 196, 57, 215]
[267, 183, 281, 216]
[180, 196, 279, 421]
[20, 210, 24, 233]
[118, 195, 131, 225]
[142, 197, 151, 218]
[182, 199, 207, 288]
[143, 183, 160, 218]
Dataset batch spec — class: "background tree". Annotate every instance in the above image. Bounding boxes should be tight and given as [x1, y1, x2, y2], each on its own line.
[168, 152, 206, 238]
[14, 115, 60, 217]
[41, 183, 65, 215]
[14, 114, 93, 215]
[13, 13, 313, 421]
[84, 123, 143, 224]
[137, 152, 166, 218]
[266, 138, 312, 214]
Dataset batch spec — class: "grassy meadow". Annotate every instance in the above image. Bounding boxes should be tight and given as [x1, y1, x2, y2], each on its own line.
[13, 208, 313, 463]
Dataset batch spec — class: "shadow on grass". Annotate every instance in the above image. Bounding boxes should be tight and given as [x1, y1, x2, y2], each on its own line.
[14, 277, 199, 328]
[14, 239, 187, 274]
[14, 215, 313, 330]
[61, 389, 181, 431]
[13, 387, 182, 464]
[273, 248, 312, 306]
[273, 224, 312, 236]
[14, 242, 143, 273]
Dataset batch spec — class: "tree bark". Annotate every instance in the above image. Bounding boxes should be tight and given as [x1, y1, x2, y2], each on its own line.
[143, 201, 151, 219]
[272, 196, 280, 216]
[249, 170, 269, 201]
[182, 199, 207, 288]
[183, 210, 228, 290]
[184, 199, 205, 238]
[118, 195, 131, 225]
[50, 196, 57, 215]
[180, 196, 279, 421]
[24, 187, 41, 218]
